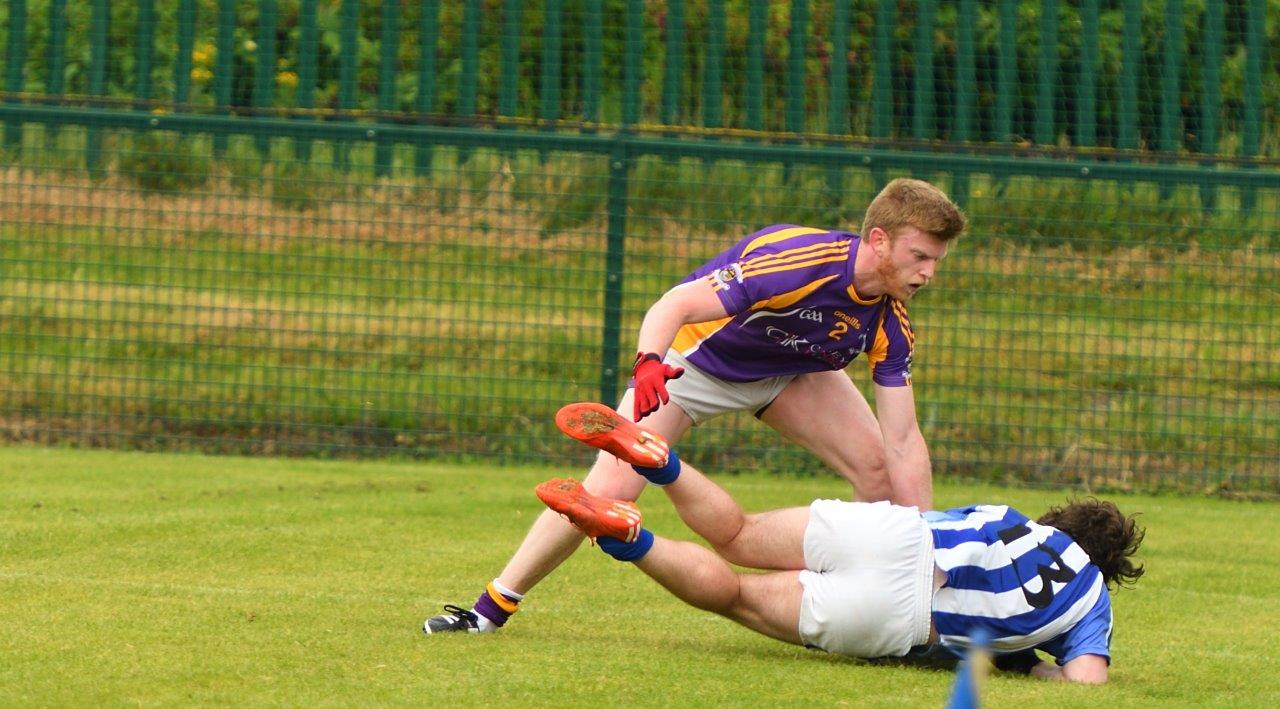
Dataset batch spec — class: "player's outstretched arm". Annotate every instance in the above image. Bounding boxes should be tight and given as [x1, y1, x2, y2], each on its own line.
[1030, 654, 1109, 684]
[872, 384, 933, 510]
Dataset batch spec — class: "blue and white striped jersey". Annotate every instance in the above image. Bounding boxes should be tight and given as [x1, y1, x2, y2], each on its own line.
[925, 505, 1113, 665]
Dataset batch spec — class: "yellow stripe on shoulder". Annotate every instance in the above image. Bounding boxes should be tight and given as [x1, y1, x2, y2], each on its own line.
[739, 226, 830, 258]
[749, 274, 839, 311]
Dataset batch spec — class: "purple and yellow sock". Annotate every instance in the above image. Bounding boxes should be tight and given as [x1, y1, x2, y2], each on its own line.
[633, 449, 681, 486]
[597, 528, 654, 562]
[471, 579, 523, 628]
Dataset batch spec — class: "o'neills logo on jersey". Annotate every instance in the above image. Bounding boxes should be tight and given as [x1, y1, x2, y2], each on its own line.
[712, 263, 745, 289]
[833, 310, 862, 330]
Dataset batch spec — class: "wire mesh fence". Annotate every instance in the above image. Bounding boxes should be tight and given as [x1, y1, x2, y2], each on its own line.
[0, 2, 1276, 494]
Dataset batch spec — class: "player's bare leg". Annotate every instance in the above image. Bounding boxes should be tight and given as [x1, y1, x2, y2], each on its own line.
[423, 390, 693, 635]
[656, 456, 810, 571]
[535, 475, 803, 645]
[635, 539, 804, 645]
[760, 371, 894, 501]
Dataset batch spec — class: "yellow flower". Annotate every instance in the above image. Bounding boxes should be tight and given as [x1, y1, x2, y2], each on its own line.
[191, 67, 213, 83]
[276, 71, 298, 89]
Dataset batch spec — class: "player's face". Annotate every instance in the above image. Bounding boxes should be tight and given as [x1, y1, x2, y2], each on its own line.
[874, 226, 949, 301]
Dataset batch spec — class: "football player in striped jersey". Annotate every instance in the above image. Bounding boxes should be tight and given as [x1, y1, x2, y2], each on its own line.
[538, 404, 1143, 684]
[427, 179, 967, 635]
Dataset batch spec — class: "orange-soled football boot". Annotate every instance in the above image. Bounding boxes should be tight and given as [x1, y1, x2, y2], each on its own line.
[554, 402, 670, 468]
[534, 478, 643, 543]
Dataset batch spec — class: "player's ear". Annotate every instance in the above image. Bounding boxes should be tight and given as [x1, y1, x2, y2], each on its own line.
[867, 226, 892, 253]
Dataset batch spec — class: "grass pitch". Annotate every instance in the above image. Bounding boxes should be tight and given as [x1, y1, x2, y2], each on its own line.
[2, 445, 1277, 706]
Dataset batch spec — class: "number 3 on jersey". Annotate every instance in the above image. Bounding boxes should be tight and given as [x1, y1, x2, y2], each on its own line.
[997, 523, 1078, 609]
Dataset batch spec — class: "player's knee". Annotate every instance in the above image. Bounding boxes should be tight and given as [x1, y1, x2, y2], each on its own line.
[582, 452, 648, 499]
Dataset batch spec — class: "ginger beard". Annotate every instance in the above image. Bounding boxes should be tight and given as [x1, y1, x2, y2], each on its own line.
[872, 228, 947, 302]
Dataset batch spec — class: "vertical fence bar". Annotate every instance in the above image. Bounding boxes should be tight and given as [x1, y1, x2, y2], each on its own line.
[871, 0, 893, 140]
[995, 0, 1015, 143]
[1241, 0, 1263, 211]
[499, 0, 521, 121]
[601, 145, 631, 407]
[253, 0, 278, 156]
[912, 0, 934, 141]
[1158, 0, 1183, 200]
[213, 0, 235, 156]
[583, 0, 602, 125]
[540, 0, 563, 125]
[337, 0, 359, 171]
[174, 0, 196, 106]
[135, 0, 155, 104]
[44, 0, 66, 147]
[86, 0, 108, 175]
[785, 0, 808, 135]
[375, 0, 400, 176]
[1035, 0, 1057, 146]
[825, 0, 849, 199]
[1199, 0, 1223, 212]
[703, 0, 725, 131]
[871, 0, 893, 185]
[746, 0, 764, 132]
[539, 0, 562, 163]
[622, 0, 642, 128]
[4, 0, 27, 149]
[661, 0, 684, 127]
[952, 0, 976, 204]
[1118, 0, 1140, 151]
[415, 0, 439, 175]
[295, 0, 317, 162]
[458, 0, 478, 163]
[1077, 0, 1098, 147]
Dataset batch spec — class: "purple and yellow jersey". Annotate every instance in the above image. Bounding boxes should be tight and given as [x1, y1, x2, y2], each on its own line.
[672, 225, 915, 385]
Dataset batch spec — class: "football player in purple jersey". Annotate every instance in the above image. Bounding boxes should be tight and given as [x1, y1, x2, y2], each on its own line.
[426, 179, 968, 635]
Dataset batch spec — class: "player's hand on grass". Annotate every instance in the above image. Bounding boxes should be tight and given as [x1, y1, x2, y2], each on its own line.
[632, 352, 683, 421]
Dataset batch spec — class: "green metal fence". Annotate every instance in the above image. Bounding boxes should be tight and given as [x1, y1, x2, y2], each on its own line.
[0, 1, 1276, 494]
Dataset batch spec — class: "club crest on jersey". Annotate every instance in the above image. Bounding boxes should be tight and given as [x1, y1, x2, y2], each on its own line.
[711, 263, 744, 290]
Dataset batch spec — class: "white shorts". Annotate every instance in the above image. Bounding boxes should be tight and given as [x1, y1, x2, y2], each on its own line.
[797, 500, 936, 658]
[662, 350, 795, 424]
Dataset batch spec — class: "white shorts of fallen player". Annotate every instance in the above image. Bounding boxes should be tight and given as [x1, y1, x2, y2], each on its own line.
[798, 500, 936, 658]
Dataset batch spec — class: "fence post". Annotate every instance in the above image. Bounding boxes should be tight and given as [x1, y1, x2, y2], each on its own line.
[213, 0, 235, 157]
[1241, 0, 1263, 212]
[623, 0, 642, 128]
[661, 0, 685, 128]
[457, 0, 478, 164]
[1158, 0, 1183, 202]
[135, 0, 155, 106]
[583, 0, 602, 126]
[871, 0, 893, 187]
[1118, 0, 1140, 152]
[952, 0, 976, 205]
[1199, 0, 1223, 213]
[295, 0, 318, 162]
[1077, 0, 1098, 148]
[253, 0, 278, 157]
[415, 0, 439, 176]
[746, 0, 764, 133]
[337, 0, 359, 172]
[1035, 0, 1057, 147]
[825, 0, 850, 203]
[86, 0, 108, 177]
[539, 0, 562, 162]
[704, 0, 725, 132]
[601, 144, 631, 407]
[174, 0, 196, 107]
[4, 0, 27, 150]
[912, 0, 935, 142]
[375, 0, 400, 177]
[45, 0, 66, 147]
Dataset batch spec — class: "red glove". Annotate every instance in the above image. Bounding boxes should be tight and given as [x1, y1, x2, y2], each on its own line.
[632, 352, 684, 421]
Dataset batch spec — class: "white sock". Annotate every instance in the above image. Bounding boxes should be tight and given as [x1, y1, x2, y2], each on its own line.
[491, 578, 525, 602]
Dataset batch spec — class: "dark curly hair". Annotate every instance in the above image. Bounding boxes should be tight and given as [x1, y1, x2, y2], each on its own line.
[1037, 498, 1146, 589]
